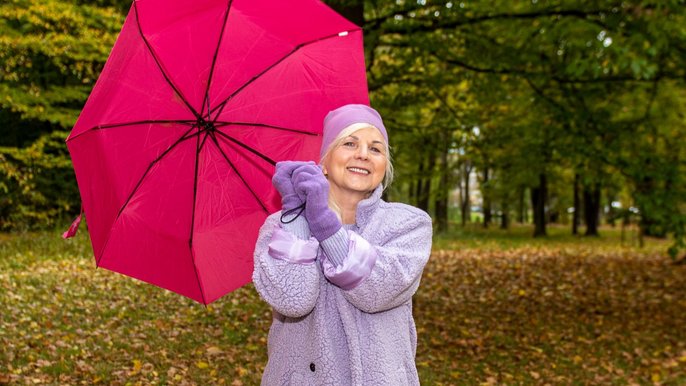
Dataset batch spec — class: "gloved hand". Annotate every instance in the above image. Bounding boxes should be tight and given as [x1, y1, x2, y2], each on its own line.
[272, 161, 315, 211]
[291, 164, 342, 241]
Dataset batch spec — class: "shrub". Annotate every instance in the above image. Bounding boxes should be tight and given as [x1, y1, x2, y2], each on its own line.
[0, 130, 79, 230]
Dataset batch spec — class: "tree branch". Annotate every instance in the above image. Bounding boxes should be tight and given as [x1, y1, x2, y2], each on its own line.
[375, 7, 618, 35]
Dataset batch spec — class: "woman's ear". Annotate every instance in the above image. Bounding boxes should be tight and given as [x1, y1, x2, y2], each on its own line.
[319, 160, 328, 176]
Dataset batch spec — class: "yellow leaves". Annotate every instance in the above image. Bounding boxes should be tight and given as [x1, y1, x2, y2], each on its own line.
[236, 366, 248, 377]
[195, 361, 209, 369]
[129, 359, 142, 375]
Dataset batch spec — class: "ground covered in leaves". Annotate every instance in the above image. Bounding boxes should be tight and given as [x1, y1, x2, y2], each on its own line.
[1, 226, 685, 385]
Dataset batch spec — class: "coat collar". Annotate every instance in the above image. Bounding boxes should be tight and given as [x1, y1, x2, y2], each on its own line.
[354, 185, 383, 228]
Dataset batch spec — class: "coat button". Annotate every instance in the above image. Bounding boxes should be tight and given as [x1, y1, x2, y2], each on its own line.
[309, 363, 315, 372]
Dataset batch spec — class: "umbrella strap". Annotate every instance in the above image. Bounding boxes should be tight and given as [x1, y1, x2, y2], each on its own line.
[62, 204, 84, 239]
[280, 203, 306, 224]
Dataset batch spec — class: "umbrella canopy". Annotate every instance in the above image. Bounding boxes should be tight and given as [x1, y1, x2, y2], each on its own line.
[66, 0, 368, 304]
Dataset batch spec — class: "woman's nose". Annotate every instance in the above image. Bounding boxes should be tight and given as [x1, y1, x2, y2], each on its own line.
[355, 146, 369, 159]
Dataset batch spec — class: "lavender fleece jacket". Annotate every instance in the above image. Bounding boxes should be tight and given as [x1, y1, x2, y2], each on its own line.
[253, 186, 433, 385]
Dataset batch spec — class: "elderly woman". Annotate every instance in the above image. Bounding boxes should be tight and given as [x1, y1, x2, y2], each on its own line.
[252, 104, 432, 385]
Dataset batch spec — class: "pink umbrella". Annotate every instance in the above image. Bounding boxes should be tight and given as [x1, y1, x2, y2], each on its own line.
[65, 0, 368, 304]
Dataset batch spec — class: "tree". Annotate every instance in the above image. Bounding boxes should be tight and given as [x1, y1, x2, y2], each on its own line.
[0, 0, 122, 135]
[361, 0, 685, 254]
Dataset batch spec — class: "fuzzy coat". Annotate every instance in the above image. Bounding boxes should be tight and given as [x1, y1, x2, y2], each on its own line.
[253, 186, 432, 385]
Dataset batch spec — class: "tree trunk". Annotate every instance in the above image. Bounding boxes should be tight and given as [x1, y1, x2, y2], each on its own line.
[583, 182, 601, 236]
[435, 145, 449, 233]
[417, 151, 435, 213]
[517, 187, 526, 223]
[572, 173, 580, 235]
[500, 200, 509, 229]
[531, 173, 547, 237]
[408, 180, 417, 206]
[523, 189, 529, 223]
[482, 167, 491, 228]
[413, 163, 422, 207]
[460, 161, 472, 226]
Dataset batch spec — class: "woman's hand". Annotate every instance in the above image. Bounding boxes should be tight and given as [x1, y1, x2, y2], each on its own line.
[291, 164, 341, 241]
[272, 161, 315, 211]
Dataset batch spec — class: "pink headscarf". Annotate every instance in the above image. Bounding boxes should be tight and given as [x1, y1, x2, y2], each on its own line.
[320, 104, 387, 159]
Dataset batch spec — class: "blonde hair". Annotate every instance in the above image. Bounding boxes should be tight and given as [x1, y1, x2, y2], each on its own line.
[319, 124, 394, 219]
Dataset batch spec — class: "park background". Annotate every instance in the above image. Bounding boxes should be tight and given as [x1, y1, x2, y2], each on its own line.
[1, 0, 685, 384]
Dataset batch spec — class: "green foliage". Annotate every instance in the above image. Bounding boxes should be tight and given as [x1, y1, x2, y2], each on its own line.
[363, 0, 686, 256]
[0, 0, 122, 230]
[0, 131, 79, 230]
[1, 0, 684, 259]
[0, 0, 123, 129]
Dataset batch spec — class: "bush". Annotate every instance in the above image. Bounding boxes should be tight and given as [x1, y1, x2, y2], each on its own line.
[0, 130, 79, 230]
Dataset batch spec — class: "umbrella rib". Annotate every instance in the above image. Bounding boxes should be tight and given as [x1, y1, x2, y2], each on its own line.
[133, 1, 201, 119]
[208, 131, 269, 214]
[213, 121, 318, 136]
[188, 131, 209, 305]
[67, 120, 197, 142]
[213, 129, 276, 167]
[95, 126, 200, 267]
[201, 0, 234, 119]
[209, 28, 362, 118]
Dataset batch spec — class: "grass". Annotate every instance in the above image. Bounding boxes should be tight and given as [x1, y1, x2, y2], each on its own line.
[433, 222, 668, 252]
[1, 225, 685, 385]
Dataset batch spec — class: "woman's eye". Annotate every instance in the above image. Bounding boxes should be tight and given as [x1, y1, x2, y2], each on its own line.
[370, 147, 382, 153]
[342, 141, 356, 147]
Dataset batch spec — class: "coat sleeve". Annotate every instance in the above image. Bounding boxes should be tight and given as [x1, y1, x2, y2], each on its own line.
[340, 208, 432, 313]
[252, 213, 321, 318]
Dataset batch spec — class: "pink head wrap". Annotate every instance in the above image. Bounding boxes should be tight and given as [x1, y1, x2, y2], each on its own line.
[320, 104, 387, 160]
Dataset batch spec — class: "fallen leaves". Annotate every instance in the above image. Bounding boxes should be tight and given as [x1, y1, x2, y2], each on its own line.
[1, 230, 685, 384]
[416, 245, 686, 384]
[0, 232, 271, 385]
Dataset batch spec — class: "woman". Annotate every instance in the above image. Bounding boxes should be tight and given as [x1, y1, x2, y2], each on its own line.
[253, 104, 432, 385]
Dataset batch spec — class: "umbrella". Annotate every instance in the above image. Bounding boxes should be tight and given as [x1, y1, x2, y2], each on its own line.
[65, 0, 368, 304]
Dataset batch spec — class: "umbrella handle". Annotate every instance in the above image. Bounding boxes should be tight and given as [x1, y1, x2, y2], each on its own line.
[280, 203, 306, 224]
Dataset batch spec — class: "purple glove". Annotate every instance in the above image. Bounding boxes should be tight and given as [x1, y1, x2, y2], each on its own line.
[272, 161, 315, 211]
[291, 164, 342, 241]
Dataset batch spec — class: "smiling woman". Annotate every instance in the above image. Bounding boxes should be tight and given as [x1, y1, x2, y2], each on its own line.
[252, 104, 433, 385]
[321, 124, 392, 224]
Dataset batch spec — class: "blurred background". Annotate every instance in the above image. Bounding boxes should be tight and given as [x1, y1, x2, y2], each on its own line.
[1, 0, 684, 256]
[1, 1, 686, 384]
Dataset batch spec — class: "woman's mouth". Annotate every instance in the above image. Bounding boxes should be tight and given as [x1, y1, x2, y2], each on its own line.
[347, 167, 370, 175]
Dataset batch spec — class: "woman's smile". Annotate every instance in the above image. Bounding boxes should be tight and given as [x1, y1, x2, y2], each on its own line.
[346, 166, 371, 175]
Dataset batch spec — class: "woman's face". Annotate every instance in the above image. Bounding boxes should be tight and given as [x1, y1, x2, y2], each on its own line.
[322, 126, 387, 201]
